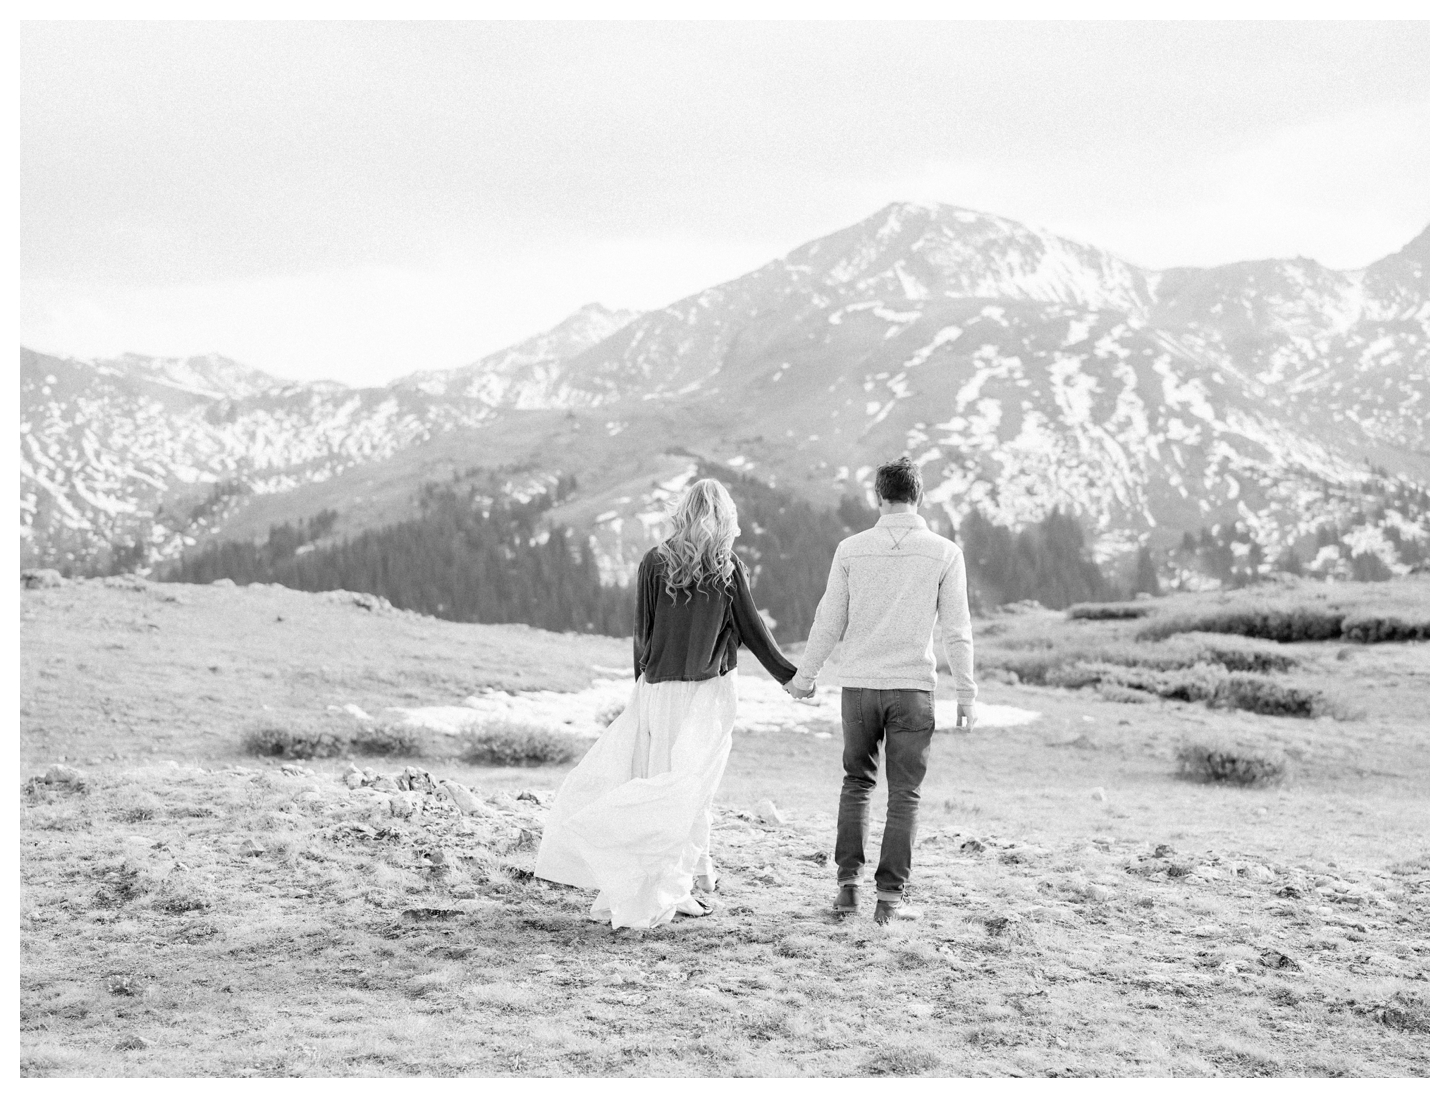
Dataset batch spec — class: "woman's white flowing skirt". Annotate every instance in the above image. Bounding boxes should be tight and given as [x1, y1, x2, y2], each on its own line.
[534, 671, 737, 929]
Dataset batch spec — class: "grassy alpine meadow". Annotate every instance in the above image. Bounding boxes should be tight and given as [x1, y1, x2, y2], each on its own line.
[19, 575, 1429, 1077]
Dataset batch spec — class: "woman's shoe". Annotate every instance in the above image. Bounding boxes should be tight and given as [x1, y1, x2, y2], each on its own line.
[675, 894, 714, 917]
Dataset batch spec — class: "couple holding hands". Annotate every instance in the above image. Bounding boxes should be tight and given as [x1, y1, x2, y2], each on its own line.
[535, 456, 976, 929]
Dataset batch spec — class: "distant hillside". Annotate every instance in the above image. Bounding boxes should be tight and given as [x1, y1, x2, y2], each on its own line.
[21, 205, 1429, 589]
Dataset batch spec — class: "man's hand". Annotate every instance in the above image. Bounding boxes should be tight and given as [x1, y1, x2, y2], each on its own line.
[786, 672, 817, 700]
[956, 702, 977, 732]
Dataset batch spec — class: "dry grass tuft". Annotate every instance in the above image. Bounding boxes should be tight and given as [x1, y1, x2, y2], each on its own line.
[1065, 602, 1153, 621]
[1176, 737, 1289, 786]
[349, 723, 424, 758]
[458, 722, 589, 767]
[863, 1045, 941, 1075]
[243, 717, 351, 760]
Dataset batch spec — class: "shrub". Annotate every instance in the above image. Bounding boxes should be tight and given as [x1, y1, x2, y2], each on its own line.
[1137, 607, 1345, 644]
[1097, 682, 1154, 704]
[1341, 614, 1429, 644]
[1192, 637, 1298, 674]
[863, 1046, 940, 1076]
[1176, 737, 1288, 786]
[458, 721, 588, 767]
[983, 651, 1066, 685]
[349, 723, 423, 757]
[1209, 674, 1319, 718]
[243, 719, 349, 760]
[1067, 602, 1152, 620]
[596, 699, 628, 727]
[1044, 663, 1108, 689]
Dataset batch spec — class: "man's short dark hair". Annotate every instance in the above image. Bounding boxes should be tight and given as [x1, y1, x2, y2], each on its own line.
[875, 456, 922, 505]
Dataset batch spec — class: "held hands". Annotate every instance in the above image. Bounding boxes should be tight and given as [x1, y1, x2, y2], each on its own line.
[785, 672, 817, 700]
[956, 702, 977, 733]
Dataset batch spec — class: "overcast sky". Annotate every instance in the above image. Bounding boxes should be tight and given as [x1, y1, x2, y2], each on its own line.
[19, 20, 1430, 387]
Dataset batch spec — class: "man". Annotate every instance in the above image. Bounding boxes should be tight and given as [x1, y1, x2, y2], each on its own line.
[787, 456, 976, 925]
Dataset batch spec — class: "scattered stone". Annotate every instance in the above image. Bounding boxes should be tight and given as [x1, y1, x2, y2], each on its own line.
[508, 828, 541, 853]
[40, 763, 86, 790]
[115, 1034, 152, 1051]
[240, 838, 266, 857]
[325, 589, 393, 612]
[458, 898, 505, 916]
[1084, 884, 1114, 902]
[343, 764, 365, 790]
[438, 779, 489, 816]
[1240, 864, 1275, 882]
[390, 795, 419, 819]
[905, 1002, 934, 1019]
[960, 838, 986, 855]
[754, 799, 787, 825]
[450, 884, 479, 899]
[1166, 863, 1193, 878]
[1089, 787, 1107, 802]
[1153, 844, 1174, 858]
[516, 790, 544, 805]
[1258, 949, 1301, 971]
[399, 766, 437, 793]
[1276, 885, 1304, 899]
[211, 578, 235, 587]
[1193, 865, 1224, 880]
[984, 915, 1019, 937]
[21, 568, 65, 589]
[105, 974, 144, 996]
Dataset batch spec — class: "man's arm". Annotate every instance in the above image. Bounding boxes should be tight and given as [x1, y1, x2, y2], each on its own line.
[789, 544, 850, 695]
[938, 546, 977, 729]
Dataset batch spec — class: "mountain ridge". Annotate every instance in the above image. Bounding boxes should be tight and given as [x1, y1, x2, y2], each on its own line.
[19, 203, 1430, 585]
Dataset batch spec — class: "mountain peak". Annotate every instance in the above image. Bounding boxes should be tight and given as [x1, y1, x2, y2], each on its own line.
[787, 200, 1153, 313]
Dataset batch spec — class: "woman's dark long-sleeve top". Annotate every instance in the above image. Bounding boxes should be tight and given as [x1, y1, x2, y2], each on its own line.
[633, 547, 797, 685]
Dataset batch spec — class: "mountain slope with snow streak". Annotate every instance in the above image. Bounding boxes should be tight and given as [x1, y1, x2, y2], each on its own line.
[20, 205, 1429, 580]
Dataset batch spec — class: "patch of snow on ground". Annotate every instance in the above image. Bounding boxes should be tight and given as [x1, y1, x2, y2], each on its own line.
[380, 678, 1040, 739]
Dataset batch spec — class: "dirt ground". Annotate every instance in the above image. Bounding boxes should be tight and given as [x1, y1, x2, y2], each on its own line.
[18, 577, 1430, 1076]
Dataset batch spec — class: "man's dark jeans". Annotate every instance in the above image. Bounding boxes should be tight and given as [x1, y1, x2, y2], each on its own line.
[835, 687, 936, 900]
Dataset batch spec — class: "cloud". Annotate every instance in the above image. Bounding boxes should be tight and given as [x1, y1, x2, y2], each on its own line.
[19, 234, 787, 386]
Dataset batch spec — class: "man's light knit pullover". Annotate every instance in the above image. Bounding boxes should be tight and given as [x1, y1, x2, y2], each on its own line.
[795, 513, 977, 709]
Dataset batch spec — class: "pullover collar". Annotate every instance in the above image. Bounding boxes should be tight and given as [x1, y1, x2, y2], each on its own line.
[874, 513, 928, 529]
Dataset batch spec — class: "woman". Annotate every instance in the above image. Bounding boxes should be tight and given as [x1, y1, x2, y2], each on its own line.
[534, 478, 798, 928]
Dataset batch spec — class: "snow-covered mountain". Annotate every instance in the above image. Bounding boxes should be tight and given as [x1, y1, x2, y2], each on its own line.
[391, 302, 639, 405]
[19, 204, 1429, 580]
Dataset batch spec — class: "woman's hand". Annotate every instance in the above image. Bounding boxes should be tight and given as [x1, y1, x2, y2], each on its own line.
[785, 671, 816, 700]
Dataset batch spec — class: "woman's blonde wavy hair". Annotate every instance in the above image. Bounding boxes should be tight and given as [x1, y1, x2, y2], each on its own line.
[657, 478, 740, 600]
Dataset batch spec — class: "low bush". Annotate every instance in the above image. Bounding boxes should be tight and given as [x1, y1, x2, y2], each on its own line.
[1209, 674, 1319, 718]
[596, 700, 628, 727]
[1176, 737, 1288, 786]
[1341, 614, 1429, 644]
[457, 721, 589, 767]
[983, 651, 1067, 685]
[1137, 607, 1345, 644]
[349, 723, 424, 757]
[1066, 602, 1153, 620]
[1097, 682, 1154, 704]
[243, 719, 350, 760]
[1044, 663, 1107, 689]
[1192, 637, 1299, 674]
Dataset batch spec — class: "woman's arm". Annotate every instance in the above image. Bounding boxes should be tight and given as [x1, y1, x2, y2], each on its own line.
[633, 552, 657, 681]
[729, 556, 797, 685]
